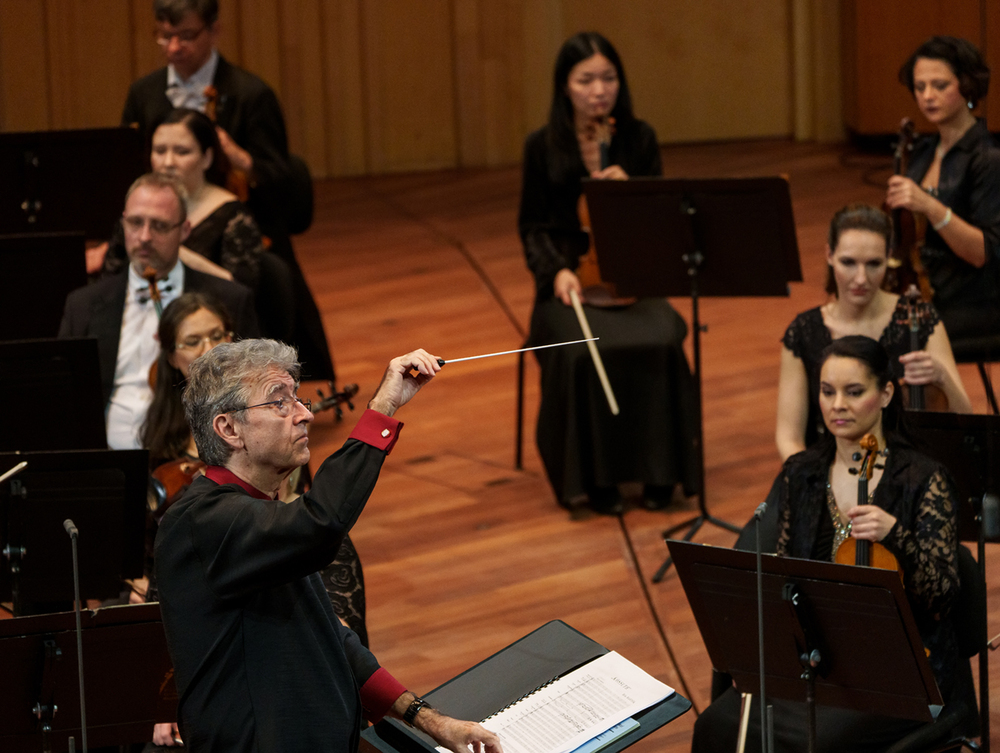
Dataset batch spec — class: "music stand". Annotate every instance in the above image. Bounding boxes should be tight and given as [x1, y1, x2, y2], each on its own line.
[0, 233, 87, 341]
[0, 339, 106, 452]
[0, 127, 143, 239]
[907, 410, 1000, 751]
[0, 603, 176, 752]
[669, 540, 943, 753]
[582, 177, 802, 581]
[0, 449, 148, 616]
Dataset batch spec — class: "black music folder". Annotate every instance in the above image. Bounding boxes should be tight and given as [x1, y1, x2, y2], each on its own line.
[361, 620, 691, 753]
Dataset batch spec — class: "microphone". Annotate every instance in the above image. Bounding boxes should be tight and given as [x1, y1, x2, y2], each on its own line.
[983, 494, 1000, 541]
[65, 519, 88, 752]
[753, 501, 768, 520]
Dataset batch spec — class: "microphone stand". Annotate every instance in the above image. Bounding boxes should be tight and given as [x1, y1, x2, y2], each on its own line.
[754, 502, 773, 753]
[64, 519, 87, 753]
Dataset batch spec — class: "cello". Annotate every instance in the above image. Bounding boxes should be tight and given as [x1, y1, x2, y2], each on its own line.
[834, 433, 902, 575]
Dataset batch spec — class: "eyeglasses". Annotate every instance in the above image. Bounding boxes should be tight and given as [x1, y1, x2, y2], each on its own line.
[231, 396, 313, 417]
[155, 24, 207, 47]
[122, 215, 184, 236]
[175, 330, 232, 351]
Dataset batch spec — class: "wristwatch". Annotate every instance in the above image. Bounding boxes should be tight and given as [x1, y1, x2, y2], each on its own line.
[404, 696, 432, 726]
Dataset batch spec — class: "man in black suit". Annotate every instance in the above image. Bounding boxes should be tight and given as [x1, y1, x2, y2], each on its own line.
[121, 0, 336, 383]
[59, 172, 258, 450]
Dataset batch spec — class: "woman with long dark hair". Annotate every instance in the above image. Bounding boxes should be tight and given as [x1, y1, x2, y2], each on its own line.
[519, 32, 697, 514]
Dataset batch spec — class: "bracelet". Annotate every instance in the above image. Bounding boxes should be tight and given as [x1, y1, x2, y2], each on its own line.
[933, 207, 952, 231]
[404, 697, 432, 726]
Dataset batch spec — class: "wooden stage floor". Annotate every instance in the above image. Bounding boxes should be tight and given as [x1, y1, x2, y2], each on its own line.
[294, 139, 999, 751]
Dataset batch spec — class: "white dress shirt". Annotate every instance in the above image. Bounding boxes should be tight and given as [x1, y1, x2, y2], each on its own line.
[166, 48, 220, 111]
[105, 263, 184, 450]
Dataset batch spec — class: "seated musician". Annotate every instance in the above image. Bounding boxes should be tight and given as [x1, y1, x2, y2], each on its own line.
[776, 204, 970, 461]
[139, 294, 368, 748]
[885, 35, 1000, 342]
[519, 31, 697, 514]
[695, 335, 965, 752]
[102, 108, 296, 343]
[58, 173, 258, 449]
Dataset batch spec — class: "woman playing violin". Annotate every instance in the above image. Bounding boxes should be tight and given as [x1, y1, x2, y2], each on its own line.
[886, 36, 1000, 341]
[776, 204, 970, 461]
[519, 32, 696, 513]
[694, 336, 964, 752]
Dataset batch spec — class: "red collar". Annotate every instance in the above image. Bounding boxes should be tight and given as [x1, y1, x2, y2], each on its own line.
[205, 466, 274, 500]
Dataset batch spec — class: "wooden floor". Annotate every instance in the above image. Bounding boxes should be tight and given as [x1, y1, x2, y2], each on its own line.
[294, 139, 1000, 751]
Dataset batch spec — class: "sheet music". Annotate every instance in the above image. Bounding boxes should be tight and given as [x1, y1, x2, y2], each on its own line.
[480, 651, 673, 753]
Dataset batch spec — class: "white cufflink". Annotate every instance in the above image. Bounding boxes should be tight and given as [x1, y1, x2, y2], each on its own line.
[381, 429, 390, 438]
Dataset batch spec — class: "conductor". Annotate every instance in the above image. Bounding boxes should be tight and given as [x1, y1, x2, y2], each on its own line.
[154, 339, 502, 752]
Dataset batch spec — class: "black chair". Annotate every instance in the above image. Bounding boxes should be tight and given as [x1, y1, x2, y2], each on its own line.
[950, 334, 1000, 415]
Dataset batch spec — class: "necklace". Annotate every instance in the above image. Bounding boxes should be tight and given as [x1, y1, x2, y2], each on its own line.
[825, 481, 874, 562]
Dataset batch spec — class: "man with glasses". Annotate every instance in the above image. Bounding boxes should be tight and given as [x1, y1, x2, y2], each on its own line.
[155, 339, 503, 753]
[122, 0, 337, 388]
[59, 172, 258, 449]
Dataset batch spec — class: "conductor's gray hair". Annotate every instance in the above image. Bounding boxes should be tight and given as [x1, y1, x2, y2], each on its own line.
[183, 339, 300, 466]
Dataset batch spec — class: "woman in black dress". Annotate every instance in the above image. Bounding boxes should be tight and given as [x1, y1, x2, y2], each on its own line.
[886, 35, 1000, 341]
[695, 336, 965, 752]
[519, 32, 697, 514]
[776, 204, 970, 461]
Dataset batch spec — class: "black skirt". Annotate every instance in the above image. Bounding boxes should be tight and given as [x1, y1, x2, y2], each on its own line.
[529, 296, 699, 506]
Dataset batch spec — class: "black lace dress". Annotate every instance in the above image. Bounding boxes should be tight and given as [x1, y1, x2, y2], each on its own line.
[782, 297, 938, 447]
[693, 442, 963, 752]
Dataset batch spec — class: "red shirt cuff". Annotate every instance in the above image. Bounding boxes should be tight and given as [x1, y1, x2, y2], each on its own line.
[349, 409, 403, 453]
[360, 667, 407, 722]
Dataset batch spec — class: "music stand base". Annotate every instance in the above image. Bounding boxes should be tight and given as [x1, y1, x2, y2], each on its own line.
[652, 513, 742, 583]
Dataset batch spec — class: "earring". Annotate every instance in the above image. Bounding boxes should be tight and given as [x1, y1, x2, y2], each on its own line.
[968, 100, 975, 109]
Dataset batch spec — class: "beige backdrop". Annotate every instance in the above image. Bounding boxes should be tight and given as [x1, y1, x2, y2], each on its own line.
[8, 0, 982, 179]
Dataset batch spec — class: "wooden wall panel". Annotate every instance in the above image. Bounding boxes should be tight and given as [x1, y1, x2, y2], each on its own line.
[0, 0, 851, 176]
[319, 0, 367, 176]
[360, 0, 458, 173]
[842, 0, 984, 134]
[987, 0, 1000, 130]
[562, 0, 793, 142]
[0, 1, 52, 133]
[45, 0, 133, 129]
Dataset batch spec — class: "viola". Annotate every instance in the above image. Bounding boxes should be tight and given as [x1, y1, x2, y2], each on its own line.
[902, 285, 947, 412]
[576, 116, 634, 307]
[150, 455, 206, 519]
[885, 119, 934, 301]
[834, 434, 902, 575]
[204, 84, 251, 202]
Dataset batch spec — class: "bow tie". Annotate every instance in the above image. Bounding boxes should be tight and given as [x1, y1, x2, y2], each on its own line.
[137, 283, 174, 305]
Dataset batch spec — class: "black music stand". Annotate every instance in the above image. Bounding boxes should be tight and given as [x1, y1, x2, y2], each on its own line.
[0, 339, 106, 452]
[0, 127, 143, 239]
[582, 177, 802, 581]
[908, 410, 1000, 751]
[669, 540, 943, 753]
[361, 620, 691, 753]
[0, 449, 148, 616]
[0, 232, 87, 341]
[0, 603, 176, 752]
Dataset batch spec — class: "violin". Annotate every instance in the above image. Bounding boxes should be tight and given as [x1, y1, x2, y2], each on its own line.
[576, 116, 634, 307]
[901, 285, 948, 412]
[204, 85, 251, 202]
[141, 265, 164, 318]
[834, 434, 902, 575]
[885, 119, 934, 301]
